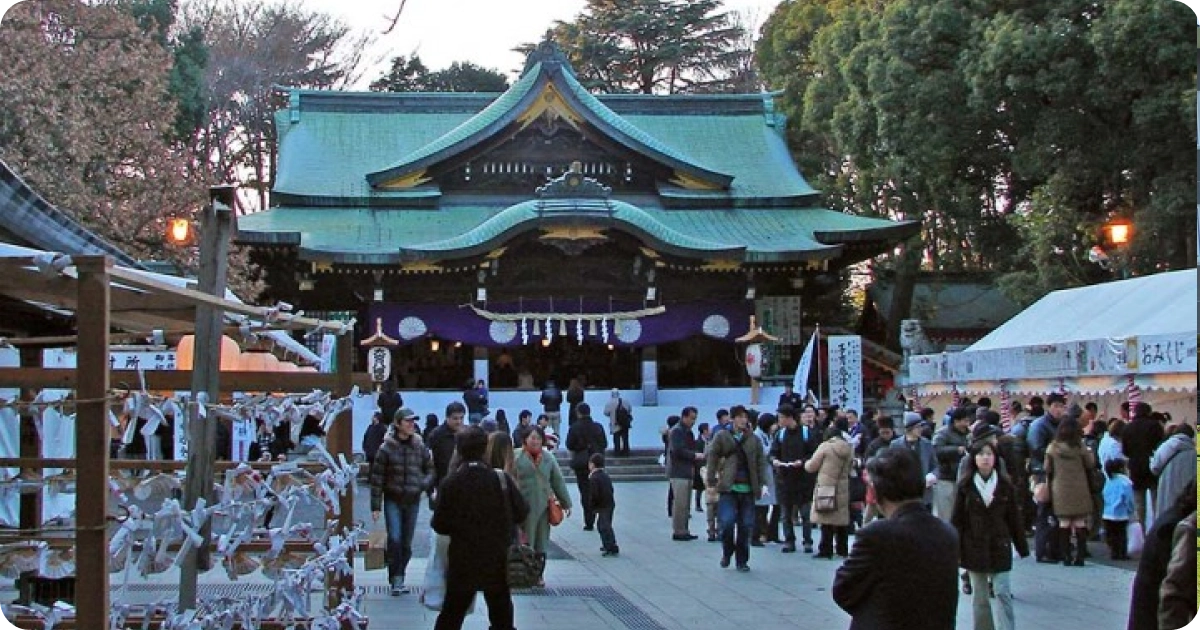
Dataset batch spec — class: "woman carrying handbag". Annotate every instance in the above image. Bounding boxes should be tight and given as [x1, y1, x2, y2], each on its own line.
[805, 418, 853, 559]
[514, 427, 573, 586]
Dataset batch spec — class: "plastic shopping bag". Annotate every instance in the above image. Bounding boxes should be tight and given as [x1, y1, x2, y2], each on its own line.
[421, 529, 475, 614]
[1126, 521, 1145, 557]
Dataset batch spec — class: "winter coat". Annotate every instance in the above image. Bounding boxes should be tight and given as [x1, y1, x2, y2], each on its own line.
[806, 437, 853, 526]
[566, 385, 585, 423]
[1128, 501, 1193, 630]
[1158, 512, 1197, 630]
[427, 424, 459, 493]
[603, 396, 633, 433]
[431, 462, 529, 591]
[514, 447, 574, 518]
[1102, 474, 1136, 521]
[369, 433, 432, 511]
[932, 426, 969, 481]
[539, 386, 562, 412]
[951, 473, 1029, 573]
[891, 435, 937, 505]
[362, 422, 387, 463]
[832, 502, 959, 630]
[588, 469, 615, 511]
[1149, 432, 1196, 522]
[1122, 416, 1165, 491]
[567, 417, 608, 470]
[666, 423, 699, 481]
[771, 425, 816, 504]
[1026, 413, 1060, 479]
[705, 428, 769, 495]
[756, 429, 777, 506]
[377, 389, 403, 425]
[1044, 441, 1095, 518]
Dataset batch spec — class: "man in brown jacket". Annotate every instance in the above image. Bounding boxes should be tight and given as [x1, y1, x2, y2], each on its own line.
[706, 405, 768, 572]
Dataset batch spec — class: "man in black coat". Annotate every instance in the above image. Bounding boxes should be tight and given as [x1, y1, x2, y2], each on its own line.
[1121, 402, 1165, 525]
[771, 404, 813, 553]
[833, 446, 959, 630]
[428, 402, 466, 506]
[431, 425, 529, 630]
[566, 403, 608, 531]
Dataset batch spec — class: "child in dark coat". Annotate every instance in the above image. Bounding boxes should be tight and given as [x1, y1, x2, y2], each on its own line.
[589, 453, 618, 556]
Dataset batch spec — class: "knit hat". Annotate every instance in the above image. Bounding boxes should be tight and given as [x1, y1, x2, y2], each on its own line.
[903, 411, 925, 429]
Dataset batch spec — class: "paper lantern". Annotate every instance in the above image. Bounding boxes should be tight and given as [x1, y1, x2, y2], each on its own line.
[238, 352, 273, 372]
[178, 335, 243, 371]
[220, 336, 242, 371]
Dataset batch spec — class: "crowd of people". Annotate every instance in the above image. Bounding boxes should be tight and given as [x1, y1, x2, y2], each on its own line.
[361, 378, 1196, 630]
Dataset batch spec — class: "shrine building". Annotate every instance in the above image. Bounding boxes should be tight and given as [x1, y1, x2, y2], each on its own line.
[237, 42, 919, 396]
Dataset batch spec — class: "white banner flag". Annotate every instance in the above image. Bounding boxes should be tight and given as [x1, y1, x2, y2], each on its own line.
[827, 335, 863, 415]
[792, 329, 818, 394]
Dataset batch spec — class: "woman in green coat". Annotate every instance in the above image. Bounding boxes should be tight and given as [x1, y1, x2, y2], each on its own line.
[514, 427, 574, 570]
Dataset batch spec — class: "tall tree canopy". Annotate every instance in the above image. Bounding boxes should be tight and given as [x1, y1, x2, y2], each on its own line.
[178, 0, 373, 210]
[370, 54, 510, 93]
[522, 0, 754, 94]
[0, 0, 208, 266]
[759, 0, 1195, 315]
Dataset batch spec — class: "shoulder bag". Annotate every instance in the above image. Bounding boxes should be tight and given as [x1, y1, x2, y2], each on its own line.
[497, 470, 546, 589]
[814, 447, 852, 513]
[533, 459, 565, 526]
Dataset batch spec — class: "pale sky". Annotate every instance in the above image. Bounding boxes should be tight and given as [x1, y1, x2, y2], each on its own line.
[297, 0, 786, 88]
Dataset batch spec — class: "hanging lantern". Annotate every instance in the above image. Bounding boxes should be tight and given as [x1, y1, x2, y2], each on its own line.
[745, 343, 763, 379]
[367, 346, 392, 383]
[167, 218, 191, 245]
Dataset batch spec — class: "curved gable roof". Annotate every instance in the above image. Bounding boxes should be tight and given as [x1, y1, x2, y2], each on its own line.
[364, 59, 734, 190]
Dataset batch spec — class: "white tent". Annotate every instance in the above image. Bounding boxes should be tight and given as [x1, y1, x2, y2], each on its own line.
[907, 269, 1197, 420]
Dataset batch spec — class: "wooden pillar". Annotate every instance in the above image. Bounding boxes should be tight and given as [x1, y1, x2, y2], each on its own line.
[640, 345, 658, 407]
[472, 345, 488, 388]
[327, 332, 355, 607]
[74, 256, 110, 630]
[179, 190, 234, 610]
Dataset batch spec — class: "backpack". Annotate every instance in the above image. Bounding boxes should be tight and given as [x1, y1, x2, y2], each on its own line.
[615, 399, 633, 428]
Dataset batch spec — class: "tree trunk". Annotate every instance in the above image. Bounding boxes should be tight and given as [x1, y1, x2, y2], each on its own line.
[884, 239, 921, 352]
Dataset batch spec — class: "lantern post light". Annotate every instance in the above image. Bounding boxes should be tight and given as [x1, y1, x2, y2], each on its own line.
[1102, 218, 1134, 279]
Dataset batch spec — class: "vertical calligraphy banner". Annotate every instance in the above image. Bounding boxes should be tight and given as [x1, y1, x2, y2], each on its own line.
[826, 335, 864, 414]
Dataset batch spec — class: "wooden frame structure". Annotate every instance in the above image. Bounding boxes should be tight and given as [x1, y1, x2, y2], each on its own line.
[0, 253, 360, 630]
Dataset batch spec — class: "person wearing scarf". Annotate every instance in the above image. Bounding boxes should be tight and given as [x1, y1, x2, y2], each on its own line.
[951, 441, 1029, 630]
[513, 426, 573, 585]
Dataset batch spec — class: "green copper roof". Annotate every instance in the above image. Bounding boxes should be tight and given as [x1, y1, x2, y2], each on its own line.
[237, 200, 917, 265]
[363, 61, 732, 189]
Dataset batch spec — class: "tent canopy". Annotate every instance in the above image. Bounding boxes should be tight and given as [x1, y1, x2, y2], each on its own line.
[968, 269, 1196, 351]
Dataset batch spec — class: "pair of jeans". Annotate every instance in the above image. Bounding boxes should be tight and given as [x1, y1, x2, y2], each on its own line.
[968, 570, 1013, 630]
[384, 498, 420, 584]
[779, 498, 813, 546]
[817, 525, 848, 557]
[596, 507, 617, 551]
[573, 467, 594, 528]
[718, 491, 756, 567]
[434, 584, 513, 630]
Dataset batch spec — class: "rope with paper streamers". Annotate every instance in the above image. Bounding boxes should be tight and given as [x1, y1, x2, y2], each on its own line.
[467, 303, 666, 322]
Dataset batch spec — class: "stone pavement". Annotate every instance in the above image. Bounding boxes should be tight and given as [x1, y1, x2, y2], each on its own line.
[7, 480, 1138, 630]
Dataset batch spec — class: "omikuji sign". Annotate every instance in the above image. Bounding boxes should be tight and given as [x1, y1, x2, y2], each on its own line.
[827, 335, 864, 414]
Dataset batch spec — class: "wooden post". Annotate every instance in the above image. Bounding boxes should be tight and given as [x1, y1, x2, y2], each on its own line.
[74, 256, 110, 630]
[179, 189, 235, 610]
[327, 332, 355, 608]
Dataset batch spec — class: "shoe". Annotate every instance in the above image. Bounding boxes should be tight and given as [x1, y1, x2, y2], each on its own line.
[672, 533, 698, 541]
[583, 525, 594, 531]
[813, 553, 833, 559]
[601, 549, 619, 557]
[736, 564, 750, 572]
[720, 554, 731, 568]
[803, 544, 814, 553]
[781, 544, 796, 553]
[707, 534, 719, 542]
[750, 540, 764, 547]
[390, 581, 409, 596]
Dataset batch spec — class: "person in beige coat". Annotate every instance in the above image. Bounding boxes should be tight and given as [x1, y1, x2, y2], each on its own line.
[806, 419, 854, 558]
[1044, 418, 1095, 566]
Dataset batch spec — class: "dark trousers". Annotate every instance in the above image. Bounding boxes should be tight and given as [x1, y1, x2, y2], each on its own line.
[754, 505, 780, 541]
[384, 498, 420, 583]
[1104, 519, 1128, 558]
[818, 524, 849, 557]
[718, 491, 756, 567]
[573, 467, 594, 527]
[1034, 501, 1061, 560]
[613, 430, 630, 455]
[434, 584, 514, 630]
[779, 498, 813, 546]
[597, 507, 617, 551]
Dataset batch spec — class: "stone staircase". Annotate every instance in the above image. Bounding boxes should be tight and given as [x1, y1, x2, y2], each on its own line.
[554, 448, 667, 483]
